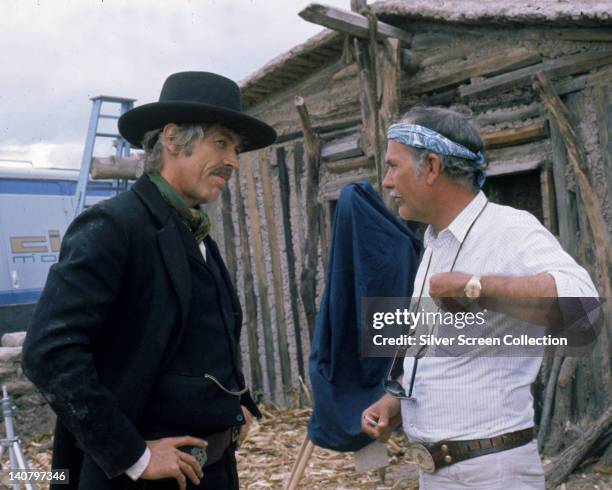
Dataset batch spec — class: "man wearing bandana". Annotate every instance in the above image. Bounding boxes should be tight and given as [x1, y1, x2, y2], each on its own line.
[22, 72, 276, 490]
[361, 107, 597, 489]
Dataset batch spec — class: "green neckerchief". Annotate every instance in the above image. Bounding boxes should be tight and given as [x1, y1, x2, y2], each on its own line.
[147, 171, 211, 242]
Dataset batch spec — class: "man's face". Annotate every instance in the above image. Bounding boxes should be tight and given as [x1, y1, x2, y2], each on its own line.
[383, 140, 429, 222]
[164, 124, 241, 206]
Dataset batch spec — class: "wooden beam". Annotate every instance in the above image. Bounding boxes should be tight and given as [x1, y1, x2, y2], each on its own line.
[485, 159, 544, 177]
[354, 36, 384, 191]
[242, 153, 277, 401]
[380, 36, 401, 206]
[419, 44, 474, 69]
[258, 148, 292, 403]
[295, 96, 322, 339]
[321, 132, 363, 161]
[220, 187, 237, 286]
[461, 49, 612, 98]
[482, 121, 548, 149]
[409, 48, 541, 95]
[553, 65, 612, 96]
[476, 103, 541, 127]
[326, 155, 374, 174]
[233, 169, 263, 395]
[299, 3, 412, 45]
[275, 147, 306, 381]
[595, 83, 612, 221]
[90, 155, 143, 180]
[540, 163, 558, 234]
[543, 28, 612, 42]
[533, 71, 612, 304]
[548, 123, 574, 252]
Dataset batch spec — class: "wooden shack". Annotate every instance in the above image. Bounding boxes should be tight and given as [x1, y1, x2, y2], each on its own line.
[207, 1, 611, 446]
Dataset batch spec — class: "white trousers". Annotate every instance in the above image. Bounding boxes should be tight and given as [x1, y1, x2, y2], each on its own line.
[419, 440, 545, 489]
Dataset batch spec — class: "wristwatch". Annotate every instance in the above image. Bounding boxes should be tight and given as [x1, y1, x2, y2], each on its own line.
[464, 275, 482, 301]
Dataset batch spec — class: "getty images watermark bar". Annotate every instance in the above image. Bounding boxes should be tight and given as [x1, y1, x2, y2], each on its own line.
[360, 297, 604, 358]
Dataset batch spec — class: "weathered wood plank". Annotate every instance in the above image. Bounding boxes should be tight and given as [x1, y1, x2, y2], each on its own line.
[243, 153, 277, 401]
[299, 3, 412, 44]
[485, 159, 544, 177]
[258, 148, 292, 403]
[476, 102, 541, 127]
[543, 28, 612, 42]
[419, 44, 475, 68]
[461, 49, 612, 98]
[220, 187, 237, 285]
[319, 172, 378, 201]
[321, 132, 363, 161]
[534, 71, 612, 312]
[276, 147, 305, 381]
[233, 168, 263, 395]
[91, 155, 143, 180]
[410, 48, 541, 95]
[295, 96, 322, 339]
[326, 155, 375, 174]
[354, 36, 384, 191]
[549, 123, 573, 252]
[553, 65, 612, 96]
[482, 121, 548, 149]
[595, 84, 612, 228]
[540, 163, 558, 234]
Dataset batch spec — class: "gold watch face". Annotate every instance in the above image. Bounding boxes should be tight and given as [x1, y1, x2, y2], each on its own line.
[406, 443, 436, 473]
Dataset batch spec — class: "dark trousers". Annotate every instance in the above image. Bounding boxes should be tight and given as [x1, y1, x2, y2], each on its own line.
[140, 447, 239, 490]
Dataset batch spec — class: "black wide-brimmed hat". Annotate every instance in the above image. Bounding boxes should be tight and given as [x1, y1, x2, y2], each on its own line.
[118, 71, 276, 152]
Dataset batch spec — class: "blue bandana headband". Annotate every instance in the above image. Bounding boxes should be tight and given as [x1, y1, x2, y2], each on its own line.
[387, 123, 487, 188]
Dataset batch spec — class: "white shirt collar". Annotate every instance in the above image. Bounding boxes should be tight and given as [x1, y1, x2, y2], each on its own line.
[424, 191, 488, 248]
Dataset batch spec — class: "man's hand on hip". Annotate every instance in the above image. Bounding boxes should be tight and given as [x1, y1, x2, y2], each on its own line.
[361, 394, 402, 442]
[141, 435, 207, 490]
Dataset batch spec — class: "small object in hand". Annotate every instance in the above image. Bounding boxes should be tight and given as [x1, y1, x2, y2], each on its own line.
[191, 446, 208, 467]
[363, 414, 379, 427]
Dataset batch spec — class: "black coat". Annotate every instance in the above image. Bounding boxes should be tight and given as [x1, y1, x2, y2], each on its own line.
[22, 175, 256, 489]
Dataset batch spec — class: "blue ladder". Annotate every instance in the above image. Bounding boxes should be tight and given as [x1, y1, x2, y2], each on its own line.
[74, 95, 136, 217]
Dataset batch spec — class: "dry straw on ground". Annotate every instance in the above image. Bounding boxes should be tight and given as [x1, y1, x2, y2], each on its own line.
[13, 406, 612, 489]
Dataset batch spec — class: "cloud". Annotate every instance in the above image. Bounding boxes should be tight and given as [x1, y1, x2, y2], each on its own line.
[1, 0, 348, 168]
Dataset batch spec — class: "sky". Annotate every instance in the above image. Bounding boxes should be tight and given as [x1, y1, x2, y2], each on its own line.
[1, 0, 350, 169]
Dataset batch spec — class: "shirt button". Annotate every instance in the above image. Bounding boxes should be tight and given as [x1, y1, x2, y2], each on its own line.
[236, 414, 244, 422]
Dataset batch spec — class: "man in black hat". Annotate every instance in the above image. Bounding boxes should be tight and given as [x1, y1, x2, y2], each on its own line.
[22, 71, 277, 490]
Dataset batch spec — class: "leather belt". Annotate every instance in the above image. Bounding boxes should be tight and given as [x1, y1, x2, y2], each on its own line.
[187, 426, 241, 468]
[407, 427, 534, 473]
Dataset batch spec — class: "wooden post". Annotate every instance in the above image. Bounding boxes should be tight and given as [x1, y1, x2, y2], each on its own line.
[380, 36, 401, 206]
[276, 147, 306, 382]
[295, 96, 321, 340]
[220, 187, 237, 285]
[548, 123, 575, 252]
[243, 152, 277, 401]
[353, 31, 383, 191]
[533, 72, 612, 303]
[233, 168, 263, 396]
[259, 148, 293, 404]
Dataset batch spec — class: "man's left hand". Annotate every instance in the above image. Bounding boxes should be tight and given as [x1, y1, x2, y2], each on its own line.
[429, 272, 473, 312]
[238, 406, 253, 447]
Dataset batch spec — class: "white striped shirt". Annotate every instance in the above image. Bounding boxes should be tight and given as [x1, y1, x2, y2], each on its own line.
[401, 191, 597, 443]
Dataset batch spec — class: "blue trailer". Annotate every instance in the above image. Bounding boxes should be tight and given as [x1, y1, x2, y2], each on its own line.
[0, 164, 118, 333]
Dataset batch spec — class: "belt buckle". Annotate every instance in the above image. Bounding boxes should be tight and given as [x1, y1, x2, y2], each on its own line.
[406, 443, 436, 473]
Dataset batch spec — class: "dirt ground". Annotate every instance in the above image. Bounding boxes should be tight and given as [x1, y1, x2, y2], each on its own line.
[11, 406, 612, 489]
